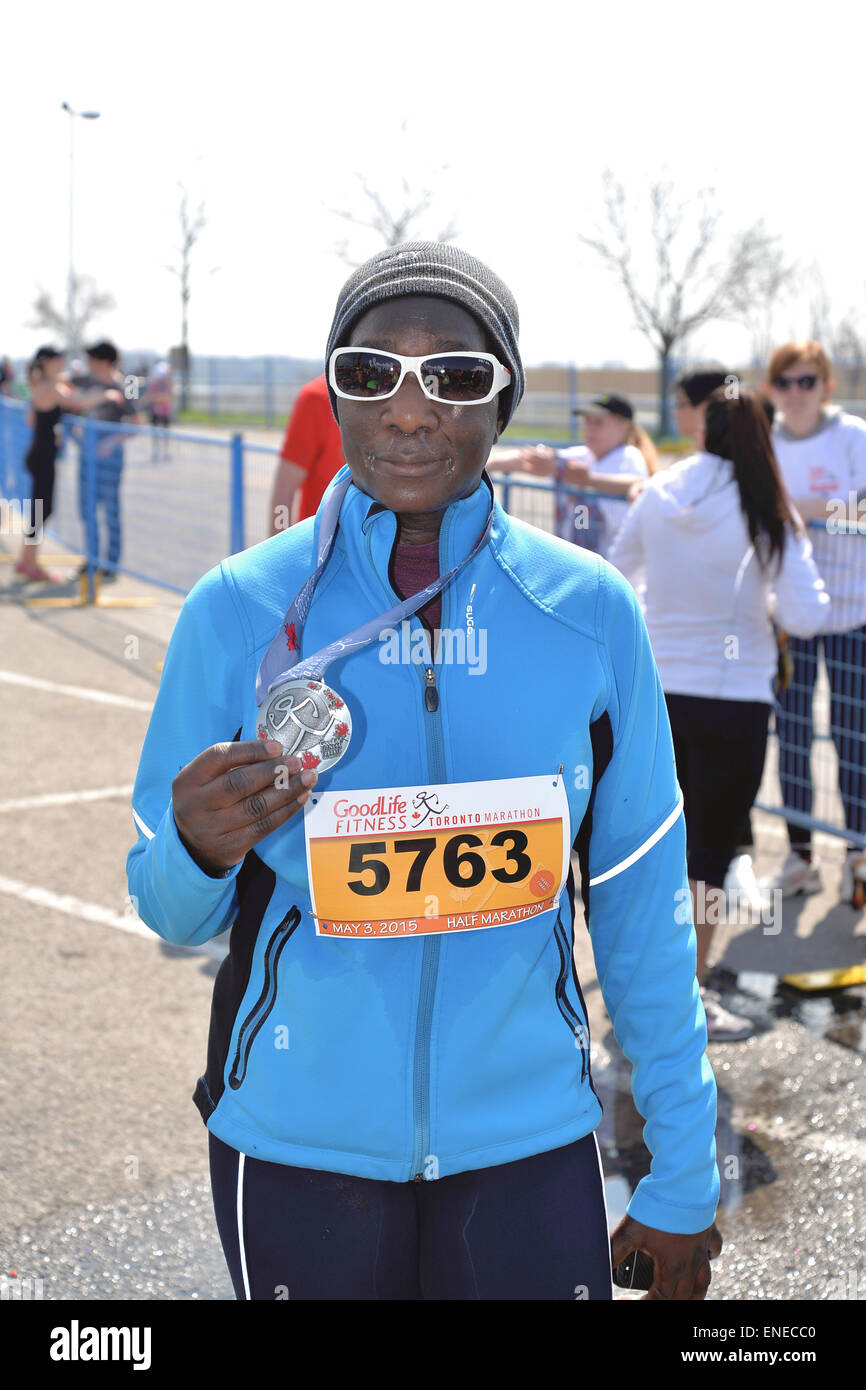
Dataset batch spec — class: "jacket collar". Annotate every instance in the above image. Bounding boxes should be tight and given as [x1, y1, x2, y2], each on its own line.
[314, 464, 496, 585]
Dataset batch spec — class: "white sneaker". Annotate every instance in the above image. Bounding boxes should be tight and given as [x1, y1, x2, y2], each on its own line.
[759, 850, 822, 899]
[700, 988, 756, 1042]
[841, 849, 866, 909]
[723, 854, 773, 921]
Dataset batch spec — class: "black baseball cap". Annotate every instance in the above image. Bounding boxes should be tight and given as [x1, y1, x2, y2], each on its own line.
[574, 393, 634, 421]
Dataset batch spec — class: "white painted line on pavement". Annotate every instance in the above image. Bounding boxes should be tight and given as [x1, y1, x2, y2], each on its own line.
[0, 786, 135, 813]
[0, 874, 227, 962]
[0, 669, 153, 711]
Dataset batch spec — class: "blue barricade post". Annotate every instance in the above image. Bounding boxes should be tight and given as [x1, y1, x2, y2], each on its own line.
[82, 417, 99, 602]
[230, 433, 245, 556]
[264, 357, 275, 429]
[568, 362, 579, 443]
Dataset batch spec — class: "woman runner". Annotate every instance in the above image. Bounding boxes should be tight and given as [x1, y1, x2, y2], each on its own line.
[128, 242, 721, 1300]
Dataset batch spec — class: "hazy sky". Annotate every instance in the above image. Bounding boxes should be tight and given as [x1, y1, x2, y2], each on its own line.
[3, 0, 863, 370]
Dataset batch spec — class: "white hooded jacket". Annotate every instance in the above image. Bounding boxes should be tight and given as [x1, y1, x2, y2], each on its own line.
[608, 451, 831, 702]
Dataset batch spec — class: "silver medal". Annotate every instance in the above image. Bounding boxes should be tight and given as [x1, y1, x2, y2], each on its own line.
[256, 677, 352, 773]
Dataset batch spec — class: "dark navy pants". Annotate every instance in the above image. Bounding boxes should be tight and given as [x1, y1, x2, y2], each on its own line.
[208, 1130, 613, 1301]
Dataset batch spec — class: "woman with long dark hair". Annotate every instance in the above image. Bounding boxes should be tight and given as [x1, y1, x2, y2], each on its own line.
[609, 387, 830, 1040]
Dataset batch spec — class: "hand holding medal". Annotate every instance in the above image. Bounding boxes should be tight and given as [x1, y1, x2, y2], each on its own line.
[171, 738, 318, 877]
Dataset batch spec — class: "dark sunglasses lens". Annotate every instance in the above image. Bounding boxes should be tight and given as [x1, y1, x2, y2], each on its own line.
[421, 356, 495, 401]
[773, 373, 819, 390]
[334, 351, 401, 398]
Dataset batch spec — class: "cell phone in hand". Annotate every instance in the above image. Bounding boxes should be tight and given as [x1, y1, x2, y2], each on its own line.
[613, 1249, 655, 1290]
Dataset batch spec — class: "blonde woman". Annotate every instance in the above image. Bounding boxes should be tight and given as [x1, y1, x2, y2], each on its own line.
[761, 341, 866, 908]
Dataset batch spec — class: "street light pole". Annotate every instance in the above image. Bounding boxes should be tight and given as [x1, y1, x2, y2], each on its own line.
[61, 102, 100, 356]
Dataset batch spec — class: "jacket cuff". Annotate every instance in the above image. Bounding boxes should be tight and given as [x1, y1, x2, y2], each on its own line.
[625, 1175, 720, 1235]
[167, 804, 242, 883]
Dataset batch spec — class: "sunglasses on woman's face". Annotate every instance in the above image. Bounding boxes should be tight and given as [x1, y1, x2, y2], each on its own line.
[329, 348, 511, 405]
[770, 373, 821, 392]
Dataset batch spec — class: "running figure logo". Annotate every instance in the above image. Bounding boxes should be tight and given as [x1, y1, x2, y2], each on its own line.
[269, 691, 334, 754]
[411, 791, 451, 826]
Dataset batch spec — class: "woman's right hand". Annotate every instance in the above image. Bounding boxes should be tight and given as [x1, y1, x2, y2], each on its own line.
[172, 738, 317, 876]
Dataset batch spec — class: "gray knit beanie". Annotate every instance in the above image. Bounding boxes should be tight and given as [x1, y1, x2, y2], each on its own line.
[324, 241, 524, 428]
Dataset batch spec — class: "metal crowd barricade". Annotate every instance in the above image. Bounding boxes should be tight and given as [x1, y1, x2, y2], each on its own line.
[754, 520, 866, 851]
[0, 398, 277, 597]
[492, 468, 866, 851]
[0, 396, 33, 516]
[3, 395, 863, 850]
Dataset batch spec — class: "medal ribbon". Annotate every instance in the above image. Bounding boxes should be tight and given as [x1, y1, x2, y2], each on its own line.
[255, 473, 496, 704]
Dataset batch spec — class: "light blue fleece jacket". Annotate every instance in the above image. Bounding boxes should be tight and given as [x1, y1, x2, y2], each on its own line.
[126, 466, 719, 1233]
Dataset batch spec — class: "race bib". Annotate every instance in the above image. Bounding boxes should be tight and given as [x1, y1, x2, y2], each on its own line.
[304, 775, 570, 939]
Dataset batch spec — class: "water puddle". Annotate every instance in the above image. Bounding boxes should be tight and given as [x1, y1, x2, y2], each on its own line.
[713, 967, 866, 1055]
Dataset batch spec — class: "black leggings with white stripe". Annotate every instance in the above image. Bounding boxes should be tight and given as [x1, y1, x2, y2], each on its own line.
[208, 1130, 612, 1301]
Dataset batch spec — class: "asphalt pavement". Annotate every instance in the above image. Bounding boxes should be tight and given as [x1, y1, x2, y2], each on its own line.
[1, 541, 863, 1304]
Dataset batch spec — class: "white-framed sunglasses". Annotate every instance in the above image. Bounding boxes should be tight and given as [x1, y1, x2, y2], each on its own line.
[328, 346, 511, 405]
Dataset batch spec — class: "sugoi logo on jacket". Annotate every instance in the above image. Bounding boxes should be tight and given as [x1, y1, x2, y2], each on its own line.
[49, 1320, 151, 1370]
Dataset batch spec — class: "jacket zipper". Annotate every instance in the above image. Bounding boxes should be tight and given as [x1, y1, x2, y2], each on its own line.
[228, 907, 301, 1090]
[411, 611, 449, 1180]
[365, 516, 450, 1182]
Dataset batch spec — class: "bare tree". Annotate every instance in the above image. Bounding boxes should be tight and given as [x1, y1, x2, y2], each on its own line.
[581, 172, 790, 434]
[736, 255, 800, 369]
[833, 313, 866, 400]
[330, 172, 459, 264]
[807, 267, 865, 399]
[166, 187, 207, 411]
[328, 124, 458, 265]
[29, 273, 116, 352]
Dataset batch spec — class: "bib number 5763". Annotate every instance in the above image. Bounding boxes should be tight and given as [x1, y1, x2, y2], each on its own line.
[347, 831, 532, 897]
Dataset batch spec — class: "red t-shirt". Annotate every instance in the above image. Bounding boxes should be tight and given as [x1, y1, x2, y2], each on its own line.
[279, 374, 345, 521]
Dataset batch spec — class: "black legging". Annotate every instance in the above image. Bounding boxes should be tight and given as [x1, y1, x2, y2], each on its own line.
[665, 693, 771, 888]
[208, 1130, 613, 1301]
